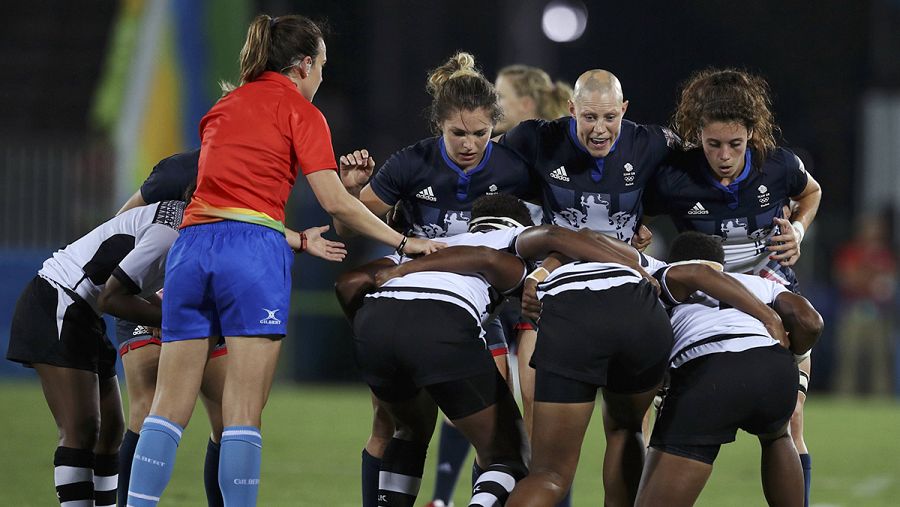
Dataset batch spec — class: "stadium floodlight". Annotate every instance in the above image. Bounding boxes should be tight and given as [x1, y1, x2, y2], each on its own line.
[541, 0, 588, 43]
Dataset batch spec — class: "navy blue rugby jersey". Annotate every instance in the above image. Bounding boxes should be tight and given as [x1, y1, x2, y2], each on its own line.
[644, 147, 809, 287]
[501, 117, 679, 242]
[139, 149, 200, 203]
[369, 137, 537, 238]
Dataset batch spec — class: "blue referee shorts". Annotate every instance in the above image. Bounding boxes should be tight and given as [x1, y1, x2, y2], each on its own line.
[161, 221, 293, 341]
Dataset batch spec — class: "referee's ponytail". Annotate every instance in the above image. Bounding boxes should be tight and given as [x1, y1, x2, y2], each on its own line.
[426, 52, 502, 134]
[238, 14, 326, 86]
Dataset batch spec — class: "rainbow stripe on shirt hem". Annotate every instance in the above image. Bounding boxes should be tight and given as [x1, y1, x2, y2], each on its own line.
[183, 198, 285, 233]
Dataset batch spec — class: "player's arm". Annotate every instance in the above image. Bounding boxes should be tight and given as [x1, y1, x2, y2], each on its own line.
[97, 276, 162, 327]
[374, 246, 527, 294]
[520, 253, 566, 321]
[661, 264, 787, 346]
[115, 190, 148, 216]
[769, 167, 822, 265]
[334, 257, 398, 320]
[308, 170, 442, 255]
[333, 149, 393, 237]
[772, 291, 824, 356]
[514, 226, 657, 288]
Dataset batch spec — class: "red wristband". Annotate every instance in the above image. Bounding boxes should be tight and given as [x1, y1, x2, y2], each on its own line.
[300, 231, 308, 252]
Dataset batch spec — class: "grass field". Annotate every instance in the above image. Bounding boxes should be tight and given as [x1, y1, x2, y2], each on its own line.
[1, 381, 898, 506]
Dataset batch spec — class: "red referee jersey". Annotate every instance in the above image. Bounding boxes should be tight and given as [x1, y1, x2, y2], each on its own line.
[182, 71, 337, 232]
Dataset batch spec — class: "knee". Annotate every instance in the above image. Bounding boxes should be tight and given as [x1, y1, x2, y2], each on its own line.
[392, 422, 432, 445]
[59, 413, 101, 450]
[97, 414, 126, 453]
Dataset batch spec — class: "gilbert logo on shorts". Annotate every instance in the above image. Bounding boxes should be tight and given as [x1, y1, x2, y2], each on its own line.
[260, 308, 282, 325]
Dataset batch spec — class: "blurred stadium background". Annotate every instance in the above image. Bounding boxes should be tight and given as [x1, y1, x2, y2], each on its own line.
[0, 0, 898, 505]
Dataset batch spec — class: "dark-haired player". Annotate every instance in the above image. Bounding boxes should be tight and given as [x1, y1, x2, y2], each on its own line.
[6, 199, 187, 506]
[644, 68, 822, 505]
[635, 231, 823, 507]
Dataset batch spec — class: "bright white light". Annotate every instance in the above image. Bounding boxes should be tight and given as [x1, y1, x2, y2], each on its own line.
[542, 1, 587, 43]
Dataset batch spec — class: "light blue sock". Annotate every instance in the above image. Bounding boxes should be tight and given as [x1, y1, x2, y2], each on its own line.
[127, 415, 183, 507]
[219, 426, 263, 505]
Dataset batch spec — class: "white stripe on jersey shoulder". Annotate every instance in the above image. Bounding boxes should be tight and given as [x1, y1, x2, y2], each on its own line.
[667, 259, 724, 271]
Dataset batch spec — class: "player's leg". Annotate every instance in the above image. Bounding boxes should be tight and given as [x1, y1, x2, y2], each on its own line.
[217, 336, 282, 505]
[505, 367, 596, 507]
[127, 337, 215, 506]
[363, 393, 395, 507]
[758, 425, 804, 507]
[372, 388, 438, 507]
[118, 340, 160, 506]
[36, 364, 102, 506]
[600, 387, 660, 507]
[634, 447, 713, 507]
[199, 343, 228, 507]
[792, 356, 811, 507]
[515, 328, 538, 438]
[427, 318, 509, 507]
[93, 360, 124, 507]
[427, 368, 528, 507]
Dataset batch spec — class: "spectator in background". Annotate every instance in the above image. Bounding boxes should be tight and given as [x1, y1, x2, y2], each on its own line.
[494, 65, 572, 135]
[833, 212, 897, 395]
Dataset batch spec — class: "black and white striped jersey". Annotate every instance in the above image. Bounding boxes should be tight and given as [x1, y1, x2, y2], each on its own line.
[368, 227, 527, 328]
[38, 201, 185, 314]
[533, 248, 666, 300]
[535, 261, 645, 299]
[656, 270, 787, 368]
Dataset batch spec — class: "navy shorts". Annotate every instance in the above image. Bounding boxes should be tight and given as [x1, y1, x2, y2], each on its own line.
[162, 221, 293, 341]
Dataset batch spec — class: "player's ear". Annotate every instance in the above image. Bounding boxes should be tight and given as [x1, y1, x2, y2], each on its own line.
[568, 99, 576, 117]
[621, 99, 629, 115]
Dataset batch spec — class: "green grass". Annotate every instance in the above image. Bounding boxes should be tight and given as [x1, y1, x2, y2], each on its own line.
[0, 381, 898, 506]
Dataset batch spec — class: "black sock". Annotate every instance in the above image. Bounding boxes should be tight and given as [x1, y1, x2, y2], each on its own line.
[471, 460, 486, 490]
[378, 439, 427, 507]
[431, 421, 471, 503]
[117, 430, 139, 507]
[362, 449, 383, 507]
[205, 438, 224, 507]
[800, 453, 812, 507]
[54, 446, 94, 505]
[93, 453, 117, 507]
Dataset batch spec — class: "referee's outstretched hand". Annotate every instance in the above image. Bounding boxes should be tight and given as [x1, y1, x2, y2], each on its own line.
[301, 225, 348, 262]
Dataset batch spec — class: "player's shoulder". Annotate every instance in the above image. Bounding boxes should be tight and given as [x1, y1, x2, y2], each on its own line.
[762, 146, 802, 172]
[155, 149, 199, 173]
[387, 137, 440, 166]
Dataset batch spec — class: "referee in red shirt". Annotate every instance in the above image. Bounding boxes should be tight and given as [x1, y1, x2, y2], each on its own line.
[127, 14, 444, 507]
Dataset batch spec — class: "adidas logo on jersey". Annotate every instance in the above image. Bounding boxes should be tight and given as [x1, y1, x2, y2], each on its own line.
[550, 166, 570, 182]
[687, 202, 709, 215]
[415, 186, 437, 201]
